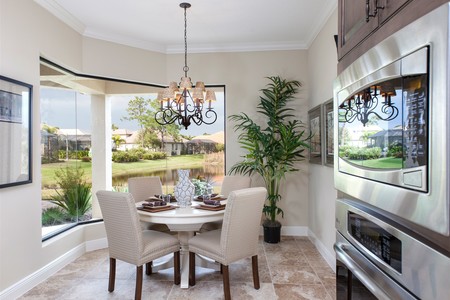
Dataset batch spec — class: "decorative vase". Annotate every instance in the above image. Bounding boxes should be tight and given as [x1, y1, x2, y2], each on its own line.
[174, 169, 195, 207]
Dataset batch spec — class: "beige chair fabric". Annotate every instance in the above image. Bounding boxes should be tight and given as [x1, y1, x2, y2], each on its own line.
[220, 175, 252, 197]
[128, 176, 172, 234]
[128, 176, 163, 202]
[188, 187, 266, 300]
[96, 190, 180, 300]
[198, 175, 252, 233]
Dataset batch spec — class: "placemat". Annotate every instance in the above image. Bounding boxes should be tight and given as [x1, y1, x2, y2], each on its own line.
[137, 205, 176, 213]
[196, 204, 226, 211]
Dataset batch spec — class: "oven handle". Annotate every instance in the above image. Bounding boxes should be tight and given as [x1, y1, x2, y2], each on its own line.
[334, 237, 418, 300]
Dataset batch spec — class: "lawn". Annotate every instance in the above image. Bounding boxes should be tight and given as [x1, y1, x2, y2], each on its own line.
[41, 154, 206, 188]
[347, 156, 403, 169]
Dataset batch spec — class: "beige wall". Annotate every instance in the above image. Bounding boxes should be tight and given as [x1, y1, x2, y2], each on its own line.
[0, 0, 314, 294]
[307, 8, 338, 261]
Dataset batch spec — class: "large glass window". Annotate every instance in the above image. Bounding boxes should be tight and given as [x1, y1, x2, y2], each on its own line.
[40, 60, 225, 240]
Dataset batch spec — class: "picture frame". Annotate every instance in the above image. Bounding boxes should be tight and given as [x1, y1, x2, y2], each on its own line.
[308, 104, 322, 164]
[0, 75, 32, 188]
[324, 99, 334, 166]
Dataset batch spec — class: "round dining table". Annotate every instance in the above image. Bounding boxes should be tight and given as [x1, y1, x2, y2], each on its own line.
[137, 202, 226, 288]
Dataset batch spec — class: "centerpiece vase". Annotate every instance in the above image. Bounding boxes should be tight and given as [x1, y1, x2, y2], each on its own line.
[174, 169, 195, 207]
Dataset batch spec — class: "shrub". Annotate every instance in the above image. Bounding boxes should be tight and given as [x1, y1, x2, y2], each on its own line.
[42, 207, 71, 226]
[112, 151, 139, 162]
[341, 146, 381, 160]
[46, 166, 92, 219]
[128, 148, 146, 159]
[387, 143, 403, 158]
[142, 151, 167, 160]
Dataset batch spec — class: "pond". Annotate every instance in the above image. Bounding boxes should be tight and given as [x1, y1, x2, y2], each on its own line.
[112, 164, 225, 193]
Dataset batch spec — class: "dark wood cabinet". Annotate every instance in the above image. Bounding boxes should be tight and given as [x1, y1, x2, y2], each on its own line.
[338, 0, 379, 60]
[337, 0, 448, 72]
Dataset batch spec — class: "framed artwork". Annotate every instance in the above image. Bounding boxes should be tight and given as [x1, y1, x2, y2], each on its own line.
[324, 99, 334, 166]
[308, 105, 322, 164]
[0, 75, 32, 188]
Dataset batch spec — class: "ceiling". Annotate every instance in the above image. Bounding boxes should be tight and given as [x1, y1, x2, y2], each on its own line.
[35, 0, 337, 54]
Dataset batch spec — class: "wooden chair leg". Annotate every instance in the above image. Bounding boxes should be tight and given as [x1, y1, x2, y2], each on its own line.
[189, 252, 196, 286]
[135, 265, 143, 300]
[252, 255, 260, 290]
[145, 262, 152, 275]
[174, 251, 181, 285]
[222, 264, 231, 300]
[108, 258, 116, 292]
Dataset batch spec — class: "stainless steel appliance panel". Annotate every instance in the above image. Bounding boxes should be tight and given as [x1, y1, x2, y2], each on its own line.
[336, 199, 450, 300]
[333, 3, 450, 237]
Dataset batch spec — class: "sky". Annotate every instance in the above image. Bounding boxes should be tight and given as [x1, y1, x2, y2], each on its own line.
[40, 88, 225, 137]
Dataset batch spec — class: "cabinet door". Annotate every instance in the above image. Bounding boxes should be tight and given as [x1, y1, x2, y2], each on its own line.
[338, 0, 379, 59]
[378, 0, 411, 24]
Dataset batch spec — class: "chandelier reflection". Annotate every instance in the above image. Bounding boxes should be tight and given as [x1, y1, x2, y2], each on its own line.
[155, 2, 217, 130]
[339, 85, 399, 126]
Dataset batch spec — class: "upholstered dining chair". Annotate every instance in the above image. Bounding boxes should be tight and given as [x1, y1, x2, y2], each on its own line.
[188, 187, 266, 300]
[128, 176, 172, 232]
[198, 175, 252, 233]
[96, 190, 180, 300]
[128, 176, 176, 274]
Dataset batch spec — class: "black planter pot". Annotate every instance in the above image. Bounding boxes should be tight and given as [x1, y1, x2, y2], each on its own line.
[263, 222, 282, 243]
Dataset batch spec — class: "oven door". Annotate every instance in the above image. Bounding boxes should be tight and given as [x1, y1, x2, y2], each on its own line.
[335, 232, 417, 300]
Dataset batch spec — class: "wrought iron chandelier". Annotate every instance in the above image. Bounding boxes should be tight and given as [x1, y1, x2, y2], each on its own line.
[338, 85, 399, 126]
[155, 2, 217, 130]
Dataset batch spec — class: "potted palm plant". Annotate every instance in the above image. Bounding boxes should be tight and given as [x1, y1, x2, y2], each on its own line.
[228, 76, 311, 243]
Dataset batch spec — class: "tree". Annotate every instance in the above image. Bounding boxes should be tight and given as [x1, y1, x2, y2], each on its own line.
[122, 96, 152, 148]
[147, 98, 181, 151]
[112, 135, 125, 150]
[122, 96, 181, 150]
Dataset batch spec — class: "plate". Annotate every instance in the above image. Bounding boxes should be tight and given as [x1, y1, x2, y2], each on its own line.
[196, 204, 226, 211]
[137, 205, 175, 213]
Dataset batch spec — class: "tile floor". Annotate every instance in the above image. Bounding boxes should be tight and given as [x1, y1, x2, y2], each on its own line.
[20, 236, 336, 300]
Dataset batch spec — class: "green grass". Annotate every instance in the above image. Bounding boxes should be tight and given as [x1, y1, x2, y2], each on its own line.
[348, 157, 403, 169]
[41, 154, 205, 188]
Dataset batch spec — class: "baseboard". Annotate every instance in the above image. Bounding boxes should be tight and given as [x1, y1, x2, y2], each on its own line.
[86, 237, 108, 251]
[308, 229, 336, 272]
[0, 244, 84, 300]
[259, 225, 308, 236]
[0, 238, 108, 300]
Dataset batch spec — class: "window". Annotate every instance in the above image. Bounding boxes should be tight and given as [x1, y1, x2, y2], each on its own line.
[40, 59, 225, 240]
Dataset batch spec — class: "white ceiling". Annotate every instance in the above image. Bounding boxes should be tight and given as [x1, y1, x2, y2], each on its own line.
[35, 0, 337, 54]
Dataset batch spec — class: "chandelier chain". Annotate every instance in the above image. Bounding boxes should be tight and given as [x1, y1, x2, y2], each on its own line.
[183, 5, 189, 76]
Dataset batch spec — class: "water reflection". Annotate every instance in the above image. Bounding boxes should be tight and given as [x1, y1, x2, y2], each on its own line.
[112, 165, 224, 191]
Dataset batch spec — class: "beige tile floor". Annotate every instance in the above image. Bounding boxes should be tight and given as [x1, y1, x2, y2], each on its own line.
[20, 236, 336, 300]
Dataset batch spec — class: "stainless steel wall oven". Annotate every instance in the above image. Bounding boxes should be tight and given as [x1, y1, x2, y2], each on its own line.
[333, 3, 450, 299]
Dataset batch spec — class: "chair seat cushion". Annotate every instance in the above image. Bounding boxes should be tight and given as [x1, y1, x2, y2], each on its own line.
[140, 230, 180, 264]
[188, 229, 224, 263]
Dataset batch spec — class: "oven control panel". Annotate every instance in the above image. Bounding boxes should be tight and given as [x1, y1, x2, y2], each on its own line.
[348, 212, 402, 273]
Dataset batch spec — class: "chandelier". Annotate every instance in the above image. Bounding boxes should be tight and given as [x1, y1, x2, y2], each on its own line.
[338, 85, 399, 126]
[155, 2, 217, 130]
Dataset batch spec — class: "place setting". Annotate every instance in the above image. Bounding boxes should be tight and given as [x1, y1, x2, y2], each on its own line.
[194, 193, 227, 211]
[137, 194, 177, 212]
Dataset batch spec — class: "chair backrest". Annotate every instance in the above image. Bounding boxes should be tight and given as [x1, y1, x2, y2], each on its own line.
[220, 175, 252, 197]
[220, 187, 266, 264]
[96, 190, 143, 265]
[128, 176, 163, 202]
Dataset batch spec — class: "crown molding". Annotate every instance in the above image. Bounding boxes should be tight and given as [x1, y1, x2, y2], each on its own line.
[34, 0, 85, 34]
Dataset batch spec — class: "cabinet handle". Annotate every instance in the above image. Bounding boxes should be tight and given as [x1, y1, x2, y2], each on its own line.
[366, 0, 385, 22]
